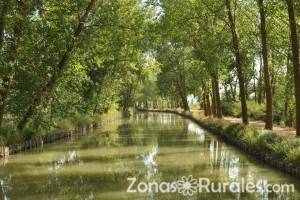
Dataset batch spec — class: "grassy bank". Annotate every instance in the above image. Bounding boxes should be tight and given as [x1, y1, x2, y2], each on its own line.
[200, 118, 300, 165]
[0, 109, 122, 149]
[140, 109, 300, 178]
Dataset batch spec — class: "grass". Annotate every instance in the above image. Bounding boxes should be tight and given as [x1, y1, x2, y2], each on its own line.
[200, 117, 300, 166]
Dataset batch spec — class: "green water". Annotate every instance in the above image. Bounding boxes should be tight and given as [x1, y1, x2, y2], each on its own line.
[1, 112, 300, 200]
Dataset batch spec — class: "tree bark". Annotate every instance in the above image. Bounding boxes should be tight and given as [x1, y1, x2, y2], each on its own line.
[225, 0, 248, 124]
[203, 92, 208, 116]
[175, 68, 190, 112]
[213, 75, 222, 118]
[257, 53, 263, 104]
[17, 0, 97, 130]
[284, 53, 293, 125]
[181, 95, 189, 112]
[252, 61, 257, 102]
[205, 93, 212, 117]
[286, 0, 300, 136]
[229, 79, 236, 101]
[211, 79, 217, 117]
[258, 0, 273, 130]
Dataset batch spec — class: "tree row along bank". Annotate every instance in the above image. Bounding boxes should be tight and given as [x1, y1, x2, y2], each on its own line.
[0, 1, 300, 156]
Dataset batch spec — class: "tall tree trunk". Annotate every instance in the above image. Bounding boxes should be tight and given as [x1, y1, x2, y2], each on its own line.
[224, 84, 230, 101]
[257, 53, 263, 104]
[176, 78, 189, 112]
[225, 0, 248, 124]
[229, 79, 236, 101]
[214, 75, 222, 118]
[17, 0, 97, 130]
[181, 95, 189, 112]
[258, 0, 273, 130]
[252, 61, 257, 102]
[286, 0, 300, 136]
[215, 78, 223, 119]
[0, 0, 26, 127]
[176, 70, 190, 112]
[284, 53, 293, 125]
[0, 0, 10, 49]
[211, 79, 217, 117]
[206, 93, 212, 117]
[203, 92, 208, 116]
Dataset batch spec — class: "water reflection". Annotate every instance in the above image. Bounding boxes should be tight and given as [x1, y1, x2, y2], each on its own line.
[0, 112, 299, 199]
[48, 150, 81, 171]
[0, 176, 11, 200]
[142, 146, 159, 180]
[188, 122, 205, 143]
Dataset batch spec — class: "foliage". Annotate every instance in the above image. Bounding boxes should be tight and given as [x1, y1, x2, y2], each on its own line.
[222, 101, 266, 120]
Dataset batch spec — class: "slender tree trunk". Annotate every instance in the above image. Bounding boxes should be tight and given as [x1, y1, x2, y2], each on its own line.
[206, 93, 212, 117]
[224, 84, 230, 101]
[211, 79, 217, 117]
[214, 76, 222, 118]
[284, 53, 293, 124]
[0, 0, 10, 49]
[253, 75, 257, 102]
[286, 0, 300, 136]
[215, 78, 223, 119]
[17, 0, 97, 130]
[229, 80, 236, 101]
[245, 82, 249, 101]
[181, 95, 189, 112]
[258, 0, 273, 129]
[252, 61, 257, 102]
[177, 79, 189, 112]
[258, 53, 263, 104]
[285, 51, 294, 126]
[203, 92, 208, 116]
[176, 70, 190, 112]
[225, 0, 248, 124]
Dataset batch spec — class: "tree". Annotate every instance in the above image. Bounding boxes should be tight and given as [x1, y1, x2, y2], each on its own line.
[258, 0, 273, 129]
[286, 0, 300, 136]
[0, 0, 28, 127]
[224, 0, 248, 124]
[17, 0, 97, 130]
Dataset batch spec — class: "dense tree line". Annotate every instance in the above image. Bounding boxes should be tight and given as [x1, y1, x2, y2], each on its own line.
[0, 0, 300, 145]
[138, 0, 300, 136]
[0, 0, 158, 144]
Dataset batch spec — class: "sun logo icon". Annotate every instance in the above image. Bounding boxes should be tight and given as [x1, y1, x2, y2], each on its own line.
[177, 175, 198, 196]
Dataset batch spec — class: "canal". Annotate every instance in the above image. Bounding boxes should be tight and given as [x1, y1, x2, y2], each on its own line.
[0, 112, 299, 199]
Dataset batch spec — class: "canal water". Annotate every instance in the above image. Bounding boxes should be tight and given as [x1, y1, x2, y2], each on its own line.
[0, 112, 300, 200]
